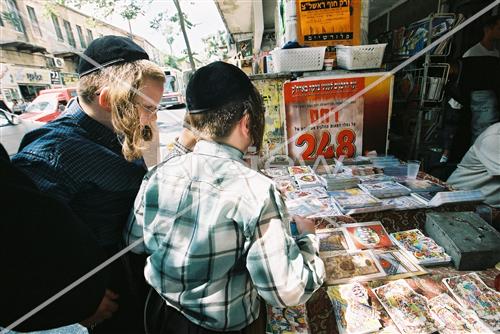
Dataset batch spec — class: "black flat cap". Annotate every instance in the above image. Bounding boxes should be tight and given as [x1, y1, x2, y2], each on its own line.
[186, 61, 253, 113]
[78, 35, 149, 77]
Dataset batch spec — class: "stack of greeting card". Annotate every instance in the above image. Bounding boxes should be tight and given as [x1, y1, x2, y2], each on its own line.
[372, 280, 443, 334]
[390, 229, 451, 266]
[327, 283, 382, 334]
[317, 222, 425, 285]
[443, 273, 500, 331]
[359, 181, 411, 199]
[428, 293, 493, 334]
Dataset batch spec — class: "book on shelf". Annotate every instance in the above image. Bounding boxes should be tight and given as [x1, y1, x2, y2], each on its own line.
[410, 189, 485, 207]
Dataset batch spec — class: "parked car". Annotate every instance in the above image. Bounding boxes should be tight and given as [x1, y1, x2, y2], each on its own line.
[0, 108, 40, 156]
[1, 88, 76, 156]
[20, 87, 77, 123]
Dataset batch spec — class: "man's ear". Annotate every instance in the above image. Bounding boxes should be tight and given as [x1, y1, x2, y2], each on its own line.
[98, 87, 111, 112]
[240, 113, 251, 136]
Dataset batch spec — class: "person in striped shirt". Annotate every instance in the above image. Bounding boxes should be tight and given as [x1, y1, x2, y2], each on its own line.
[125, 61, 325, 333]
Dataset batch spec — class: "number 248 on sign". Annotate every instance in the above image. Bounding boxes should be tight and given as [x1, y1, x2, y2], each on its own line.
[296, 129, 356, 160]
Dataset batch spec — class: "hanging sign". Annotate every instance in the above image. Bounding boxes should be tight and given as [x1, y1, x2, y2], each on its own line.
[296, 0, 362, 48]
[284, 73, 393, 162]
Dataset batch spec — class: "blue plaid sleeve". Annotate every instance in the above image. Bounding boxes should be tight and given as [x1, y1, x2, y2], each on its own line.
[246, 187, 325, 307]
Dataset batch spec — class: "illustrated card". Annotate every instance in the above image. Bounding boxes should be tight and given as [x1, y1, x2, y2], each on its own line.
[390, 229, 451, 265]
[344, 222, 393, 250]
[308, 198, 344, 218]
[288, 165, 314, 176]
[294, 173, 323, 189]
[372, 249, 427, 280]
[286, 195, 330, 218]
[316, 228, 355, 253]
[372, 279, 443, 334]
[262, 167, 289, 178]
[322, 250, 386, 285]
[266, 304, 310, 334]
[428, 293, 493, 334]
[443, 273, 500, 331]
[327, 283, 382, 334]
[286, 187, 329, 200]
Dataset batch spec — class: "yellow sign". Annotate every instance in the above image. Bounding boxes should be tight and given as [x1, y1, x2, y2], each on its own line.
[297, 0, 361, 48]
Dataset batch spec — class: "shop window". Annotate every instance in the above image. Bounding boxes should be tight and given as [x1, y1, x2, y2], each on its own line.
[76, 25, 86, 48]
[26, 6, 42, 37]
[5, 0, 24, 33]
[2, 88, 21, 102]
[51, 13, 64, 41]
[63, 20, 76, 47]
[86, 28, 94, 45]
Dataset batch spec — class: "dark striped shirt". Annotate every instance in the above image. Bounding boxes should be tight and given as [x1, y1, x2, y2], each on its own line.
[12, 100, 146, 248]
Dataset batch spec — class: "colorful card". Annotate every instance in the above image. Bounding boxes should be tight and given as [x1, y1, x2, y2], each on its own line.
[322, 250, 386, 285]
[398, 179, 446, 193]
[373, 249, 427, 280]
[443, 273, 500, 331]
[372, 280, 443, 334]
[262, 167, 289, 178]
[327, 283, 382, 334]
[274, 177, 297, 194]
[316, 228, 355, 253]
[428, 293, 493, 334]
[285, 187, 329, 200]
[286, 195, 330, 218]
[266, 304, 310, 334]
[288, 166, 314, 176]
[390, 229, 451, 265]
[294, 173, 324, 189]
[380, 196, 426, 211]
[344, 222, 393, 250]
[308, 198, 344, 218]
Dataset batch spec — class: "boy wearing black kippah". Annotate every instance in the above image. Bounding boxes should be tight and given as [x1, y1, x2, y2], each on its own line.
[126, 61, 325, 333]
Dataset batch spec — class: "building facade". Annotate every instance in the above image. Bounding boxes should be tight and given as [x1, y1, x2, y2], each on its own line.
[0, 0, 164, 103]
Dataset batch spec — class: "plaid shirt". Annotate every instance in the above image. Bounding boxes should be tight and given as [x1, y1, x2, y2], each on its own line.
[125, 140, 325, 331]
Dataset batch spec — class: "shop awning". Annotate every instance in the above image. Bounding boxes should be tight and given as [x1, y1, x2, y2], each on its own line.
[214, 0, 276, 53]
[0, 41, 47, 54]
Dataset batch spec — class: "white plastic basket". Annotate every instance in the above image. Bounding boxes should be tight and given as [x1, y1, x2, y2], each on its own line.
[336, 43, 387, 70]
[271, 46, 326, 72]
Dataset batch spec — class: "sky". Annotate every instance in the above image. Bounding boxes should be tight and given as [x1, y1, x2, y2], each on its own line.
[72, 0, 226, 58]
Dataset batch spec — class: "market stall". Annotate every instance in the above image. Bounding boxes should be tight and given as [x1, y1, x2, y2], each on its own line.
[216, 1, 500, 332]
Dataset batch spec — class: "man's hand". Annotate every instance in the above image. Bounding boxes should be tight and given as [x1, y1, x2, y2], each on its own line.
[292, 215, 316, 235]
[80, 289, 119, 328]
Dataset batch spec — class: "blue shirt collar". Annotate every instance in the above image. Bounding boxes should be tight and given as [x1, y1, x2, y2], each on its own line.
[193, 140, 244, 161]
[66, 99, 121, 150]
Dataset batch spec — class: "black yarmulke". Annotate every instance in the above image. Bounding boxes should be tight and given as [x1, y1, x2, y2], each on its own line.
[77, 35, 149, 77]
[186, 61, 253, 113]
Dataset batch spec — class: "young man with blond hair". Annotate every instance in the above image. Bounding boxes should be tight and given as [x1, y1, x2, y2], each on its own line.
[126, 61, 325, 333]
[13, 36, 165, 333]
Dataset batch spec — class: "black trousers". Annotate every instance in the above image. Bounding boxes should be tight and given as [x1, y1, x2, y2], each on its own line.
[144, 288, 249, 334]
